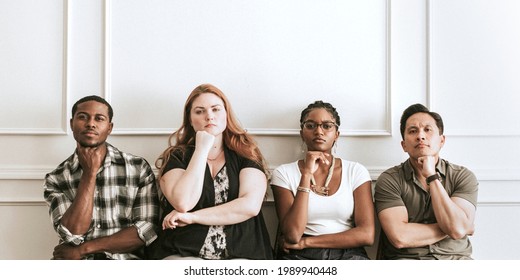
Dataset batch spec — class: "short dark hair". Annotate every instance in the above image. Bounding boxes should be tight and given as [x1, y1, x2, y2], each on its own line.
[400, 103, 444, 139]
[300, 100, 341, 128]
[72, 95, 113, 122]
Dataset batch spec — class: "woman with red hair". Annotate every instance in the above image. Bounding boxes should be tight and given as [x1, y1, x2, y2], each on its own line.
[148, 84, 272, 260]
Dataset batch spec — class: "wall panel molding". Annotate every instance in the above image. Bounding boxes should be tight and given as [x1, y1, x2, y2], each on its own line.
[4, 165, 518, 181]
[103, 0, 392, 137]
[2, 165, 517, 204]
[427, 0, 520, 137]
[0, 0, 69, 135]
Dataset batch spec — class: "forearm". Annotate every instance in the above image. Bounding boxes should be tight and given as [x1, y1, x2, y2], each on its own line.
[60, 172, 96, 234]
[281, 173, 314, 243]
[429, 181, 474, 239]
[280, 192, 310, 244]
[191, 196, 262, 226]
[78, 226, 144, 257]
[302, 226, 374, 249]
[387, 222, 447, 249]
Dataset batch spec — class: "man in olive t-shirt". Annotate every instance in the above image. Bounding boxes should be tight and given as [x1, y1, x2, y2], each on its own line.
[374, 104, 478, 260]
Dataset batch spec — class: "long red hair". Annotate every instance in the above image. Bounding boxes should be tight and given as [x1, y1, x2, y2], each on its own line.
[156, 84, 267, 176]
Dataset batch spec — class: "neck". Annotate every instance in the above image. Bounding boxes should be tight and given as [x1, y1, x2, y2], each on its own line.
[207, 148, 223, 161]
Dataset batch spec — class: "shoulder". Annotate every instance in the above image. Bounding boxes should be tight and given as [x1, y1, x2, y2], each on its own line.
[375, 161, 408, 192]
[378, 162, 407, 181]
[273, 161, 299, 173]
[442, 159, 478, 186]
[443, 159, 475, 175]
[107, 143, 152, 169]
[340, 159, 368, 172]
[46, 152, 77, 176]
[271, 161, 300, 180]
[229, 149, 263, 171]
[270, 161, 299, 188]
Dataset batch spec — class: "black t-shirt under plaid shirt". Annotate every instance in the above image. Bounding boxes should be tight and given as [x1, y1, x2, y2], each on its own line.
[44, 143, 160, 260]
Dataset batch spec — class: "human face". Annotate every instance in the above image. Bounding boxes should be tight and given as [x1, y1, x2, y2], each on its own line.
[300, 108, 339, 152]
[401, 112, 445, 159]
[70, 100, 113, 147]
[190, 93, 227, 136]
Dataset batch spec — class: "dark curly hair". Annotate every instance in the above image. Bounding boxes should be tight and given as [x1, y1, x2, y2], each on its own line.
[299, 100, 341, 128]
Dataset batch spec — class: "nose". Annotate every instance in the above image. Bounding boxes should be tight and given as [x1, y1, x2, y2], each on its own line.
[206, 111, 214, 120]
[85, 117, 96, 128]
[417, 130, 426, 140]
[314, 124, 325, 134]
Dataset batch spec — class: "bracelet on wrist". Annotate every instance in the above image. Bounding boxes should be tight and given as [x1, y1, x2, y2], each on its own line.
[297, 186, 311, 193]
[426, 172, 441, 185]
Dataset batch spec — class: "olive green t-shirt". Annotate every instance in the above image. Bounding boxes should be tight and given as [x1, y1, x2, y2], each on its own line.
[374, 159, 478, 260]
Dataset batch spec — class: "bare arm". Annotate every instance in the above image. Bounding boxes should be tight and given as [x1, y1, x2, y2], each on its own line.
[429, 180, 476, 239]
[272, 152, 329, 244]
[163, 167, 267, 228]
[378, 206, 447, 249]
[271, 172, 313, 244]
[285, 181, 375, 250]
[418, 156, 476, 239]
[160, 131, 214, 212]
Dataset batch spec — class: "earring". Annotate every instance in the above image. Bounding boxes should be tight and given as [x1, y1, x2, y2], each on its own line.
[301, 142, 307, 154]
[333, 141, 338, 155]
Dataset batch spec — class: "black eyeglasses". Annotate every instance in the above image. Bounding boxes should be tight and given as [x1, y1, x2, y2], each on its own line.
[301, 121, 338, 131]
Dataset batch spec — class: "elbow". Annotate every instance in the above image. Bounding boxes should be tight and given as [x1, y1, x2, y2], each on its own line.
[363, 230, 376, 247]
[445, 226, 471, 240]
[389, 239, 407, 249]
[357, 226, 376, 246]
[442, 221, 475, 240]
[170, 201, 192, 213]
[242, 203, 262, 219]
[386, 234, 408, 249]
[241, 197, 263, 218]
[283, 231, 302, 245]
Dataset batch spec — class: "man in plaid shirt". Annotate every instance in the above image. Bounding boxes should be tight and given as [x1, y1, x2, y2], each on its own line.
[44, 95, 159, 259]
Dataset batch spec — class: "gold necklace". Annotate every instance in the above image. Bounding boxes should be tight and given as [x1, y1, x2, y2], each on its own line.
[310, 156, 335, 196]
[207, 149, 223, 161]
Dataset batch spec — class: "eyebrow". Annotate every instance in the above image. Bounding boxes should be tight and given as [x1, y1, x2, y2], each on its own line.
[75, 112, 108, 118]
[193, 104, 223, 110]
[304, 119, 335, 123]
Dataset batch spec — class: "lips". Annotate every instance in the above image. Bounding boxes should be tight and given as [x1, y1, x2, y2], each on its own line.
[313, 138, 326, 143]
[416, 143, 429, 148]
[82, 130, 98, 136]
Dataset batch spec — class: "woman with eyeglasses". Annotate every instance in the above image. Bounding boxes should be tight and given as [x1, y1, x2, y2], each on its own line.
[270, 100, 375, 260]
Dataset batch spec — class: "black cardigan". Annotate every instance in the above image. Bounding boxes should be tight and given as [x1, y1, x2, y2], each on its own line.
[146, 147, 273, 260]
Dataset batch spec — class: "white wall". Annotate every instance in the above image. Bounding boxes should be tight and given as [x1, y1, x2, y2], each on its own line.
[1, 0, 519, 260]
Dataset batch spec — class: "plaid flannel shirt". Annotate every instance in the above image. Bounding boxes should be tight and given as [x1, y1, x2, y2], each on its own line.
[44, 143, 159, 260]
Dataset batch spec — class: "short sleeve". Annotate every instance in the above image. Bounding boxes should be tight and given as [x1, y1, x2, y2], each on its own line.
[270, 166, 291, 191]
[238, 155, 264, 173]
[349, 161, 372, 191]
[374, 171, 405, 213]
[163, 149, 190, 175]
[451, 167, 479, 207]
